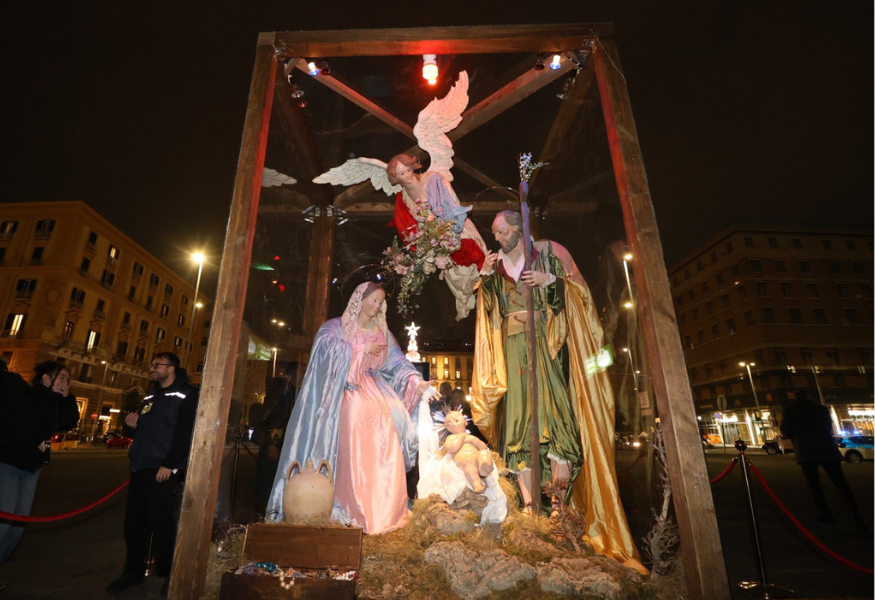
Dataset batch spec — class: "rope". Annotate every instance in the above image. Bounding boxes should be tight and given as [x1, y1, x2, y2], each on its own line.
[0, 479, 129, 523]
[747, 461, 873, 576]
[710, 456, 738, 484]
[243, 444, 259, 462]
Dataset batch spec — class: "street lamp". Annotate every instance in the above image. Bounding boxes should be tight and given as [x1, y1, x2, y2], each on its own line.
[272, 348, 278, 378]
[93, 360, 109, 439]
[184, 252, 205, 370]
[739, 361, 763, 444]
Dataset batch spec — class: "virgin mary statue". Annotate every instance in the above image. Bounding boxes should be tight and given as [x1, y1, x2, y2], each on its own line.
[265, 282, 432, 534]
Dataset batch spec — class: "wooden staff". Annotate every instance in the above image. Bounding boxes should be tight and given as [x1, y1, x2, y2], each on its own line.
[519, 181, 541, 515]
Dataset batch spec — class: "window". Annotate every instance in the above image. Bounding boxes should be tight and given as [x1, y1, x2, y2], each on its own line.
[845, 240, 856, 250]
[701, 281, 709, 293]
[726, 318, 736, 334]
[95, 299, 105, 318]
[706, 302, 714, 316]
[822, 239, 833, 250]
[731, 264, 741, 276]
[690, 368, 698, 382]
[813, 308, 827, 324]
[705, 364, 713, 378]
[789, 308, 803, 323]
[133, 262, 144, 277]
[173, 336, 183, 348]
[181, 295, 189, 307]
[791, 238, 802, 249]
[744, 236, 754, 247]
[737, 285, 748, 300]
[86, 330, 101, 351]
[80, 257, 91, 274]
[87, 231, 98, 246]
[177, 314, 185, 327]
[160, 304, 170, 318]
[679, 314, 687, 326]
[123, 311, 131, 324]
[31, 246, 44, 264]
[806, 283, 819, 298]
[34, 219, 55, 237]
[774, 347, 787, 364]
[455, 369, 461, 379]
[756, 282, 768, 297]
[101, 269, 115, 289]
[711, 324, 720, 339]
[149, 274, 159, 290]
[744, 311, 754, 326]
[107, 245, 120, 263]
[430, 357, 436, 364]
[146, 295, 154, 309]
[0, 247, 5, 263]
[829, 261, 841, 274]
[763, 308, 776, 323]
[140, 319, 149, 332]
[725, 241, 734, 253]
[684, 269, 690, 280]
[675, 295, 683, 307]
[721, 294, 730, 309]
[852, 262, 865, 274]
[116, 340, 129, 357]
[710, 252, 717, 263]
[164, 283, 174, 298]
[799, 261, 811, 274]
[70, 287, 86, 307]
[0, 221, 19, 239]
[201, 337, 208, 346]
[750, 259, 762, 273]
[715, 272, 724, 285]
[688, 289, 696, 301]
[800, 348, 813, 365]
[845, 309, 858, 324]
[4, 313, 26, 336]
[15, 279, 37, 299]
[134, 346, 146, 363]
[696, 261, 703, 272]
[781, 283, 794, 298]
[837, 284, 849, 298]
[684, 335, 692, 349]
[774, 260, 787, 272]
[719, 361, 727, 374]
[62, 320, 75, 339]
[156, 328, 166, 344]
[859, 348, 871, 365]
[768, 237, 778, 249]
[697, 330, 705, 344]
[693, 308, 700, 322]
[862, 284, 873, 299]
[826, 348, 840, 365]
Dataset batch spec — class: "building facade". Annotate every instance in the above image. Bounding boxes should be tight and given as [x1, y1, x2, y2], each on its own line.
[0, 201, 211, 439]
[418, 340, 475, 397]
[669, 226, 873, 446]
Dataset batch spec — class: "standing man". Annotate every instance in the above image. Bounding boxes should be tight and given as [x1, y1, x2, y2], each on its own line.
[471, 210, 644, 572]
[780, 389, 866, 530]
[106, 352, 198, 597]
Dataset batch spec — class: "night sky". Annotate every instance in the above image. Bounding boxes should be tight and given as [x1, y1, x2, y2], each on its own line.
[3, 1, 871, 308]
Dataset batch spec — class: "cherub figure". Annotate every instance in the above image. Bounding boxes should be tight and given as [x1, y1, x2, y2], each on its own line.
[313, 72, 486, 320]
[442, 410, 493, 494]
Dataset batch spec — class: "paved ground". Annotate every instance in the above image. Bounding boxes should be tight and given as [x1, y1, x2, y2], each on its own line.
[0, 445, 871, 599]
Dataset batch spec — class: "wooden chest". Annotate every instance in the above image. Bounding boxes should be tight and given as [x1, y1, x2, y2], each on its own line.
[219, 524, 362, 600]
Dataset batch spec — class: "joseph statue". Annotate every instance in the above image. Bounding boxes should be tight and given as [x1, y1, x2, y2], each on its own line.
[471, 210, 645, 572]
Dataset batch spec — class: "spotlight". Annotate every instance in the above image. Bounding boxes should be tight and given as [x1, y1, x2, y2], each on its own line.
[320, 60, 331, 76]
[533, 54, 545, 71]
[297, 99, 308, 108]
[307, 61, 320, 76]
[422, 54, 438, 85]
[290, 83, 304, 100]
[549, 54, 562, 70]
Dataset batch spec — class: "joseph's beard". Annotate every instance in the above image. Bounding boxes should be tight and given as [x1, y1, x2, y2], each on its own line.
[500, 229, 522, 254]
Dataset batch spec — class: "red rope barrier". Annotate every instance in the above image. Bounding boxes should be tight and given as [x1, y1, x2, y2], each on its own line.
[747, 461, 873, 576]
[710, 457, 738, 484]
[0, 478, 130, 524]
[243, 444, 259, 462]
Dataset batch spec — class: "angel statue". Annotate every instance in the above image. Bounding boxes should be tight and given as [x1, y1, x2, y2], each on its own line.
[313, 71, 487, 320]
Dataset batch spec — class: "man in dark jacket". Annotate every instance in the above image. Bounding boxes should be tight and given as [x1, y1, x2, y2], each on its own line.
[780, 390, 866, 530]
[106, 352, 198, 597]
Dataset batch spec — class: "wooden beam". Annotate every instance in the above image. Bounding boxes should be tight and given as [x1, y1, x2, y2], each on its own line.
[259, 199, 596, 218]
[170, 37, 277, 600]
[450, 57, 574, 141]
[592, 39, 730, 600]
[302, 212, 336, 342]
[272, 24, 607, 57]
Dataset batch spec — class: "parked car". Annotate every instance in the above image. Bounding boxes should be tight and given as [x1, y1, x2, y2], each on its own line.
[834, 435, 874, 464]
[762, 436, 794, 455]
[105, 433, 133, 450]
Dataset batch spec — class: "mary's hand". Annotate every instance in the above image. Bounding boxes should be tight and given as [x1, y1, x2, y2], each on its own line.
[416, 379, 437, 398]
[364, 341, 388, 355]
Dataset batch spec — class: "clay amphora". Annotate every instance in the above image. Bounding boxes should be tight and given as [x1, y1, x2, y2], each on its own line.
[282, 459, 334, 523]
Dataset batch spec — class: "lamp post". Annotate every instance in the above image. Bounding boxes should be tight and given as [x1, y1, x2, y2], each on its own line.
[272, 347, 278, 378]
[739, 361, 763, 445]
[92, 360, 109, 439]
[184, 252, 204, 370]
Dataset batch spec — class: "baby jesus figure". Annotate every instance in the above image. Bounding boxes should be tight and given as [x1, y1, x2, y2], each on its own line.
[442, 410, 494, 494]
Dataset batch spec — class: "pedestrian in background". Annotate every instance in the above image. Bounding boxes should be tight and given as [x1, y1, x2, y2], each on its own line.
[105, 352, 198, 598]
[780, 389, 867, 530]
[0, 359, 80, 588]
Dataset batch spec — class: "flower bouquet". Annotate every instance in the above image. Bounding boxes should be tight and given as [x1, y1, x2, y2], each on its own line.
[381, 202, 461, 315]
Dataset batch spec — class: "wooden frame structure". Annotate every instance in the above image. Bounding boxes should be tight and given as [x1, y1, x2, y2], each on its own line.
[170, 24, 730, 600]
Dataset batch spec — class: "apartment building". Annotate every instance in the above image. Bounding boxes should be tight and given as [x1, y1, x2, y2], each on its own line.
[419, 339, 475, 396]
[0, 201, 211, 437]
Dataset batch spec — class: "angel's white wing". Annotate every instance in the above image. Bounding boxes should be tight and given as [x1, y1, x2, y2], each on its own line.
[414, 71, 469, 180]
[312, 157, 401, 196]
[262, 168, 297, 187]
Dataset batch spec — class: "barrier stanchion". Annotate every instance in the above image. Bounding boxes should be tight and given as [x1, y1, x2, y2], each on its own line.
[733, 439, 795, 600]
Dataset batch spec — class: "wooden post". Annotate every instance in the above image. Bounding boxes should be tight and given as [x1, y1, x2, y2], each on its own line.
[302, 210, 336, 342]
[169, 35, 277, 600]
[592, 38, 730, 599]
[519, 182, 541, 515]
